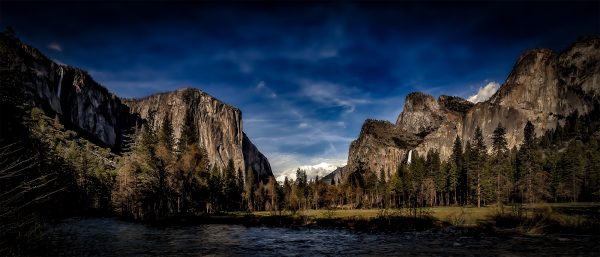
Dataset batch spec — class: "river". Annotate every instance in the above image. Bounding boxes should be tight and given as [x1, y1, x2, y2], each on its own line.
[31, 217, 598, 256]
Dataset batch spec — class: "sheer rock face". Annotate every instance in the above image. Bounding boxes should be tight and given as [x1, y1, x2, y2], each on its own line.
[322, 166, 347, 185]
[558, 37, 600, 96]
[242, 132, 273, 182]
[122, 89, 274, 180]
[1, 34, 131, 148]
[346, 37, 600, 177]
[123, 89, 245, 173]
[347, 119, 420, 178]
[2, 34, 273, 181]
[396, 92, 443, 136]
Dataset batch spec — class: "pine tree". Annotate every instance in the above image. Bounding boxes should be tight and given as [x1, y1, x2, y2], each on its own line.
[282, 176, 291, 210]
[139, 111, 158, 156]
[178, 110, 198, 154]
[245, 167, 256, 211]
[223, 159, 238, 210]
[158, 114, 174, 151]
[491, 124, 510, 208]
[524, 120, 535, 146]
[450, 136, 463, 205]
[426, 150, 441, 206]
[492, 124, 508, 155]
[472, 126, 486, 208]
[394, 163, 406, 207]
[517, 120, 539, 204]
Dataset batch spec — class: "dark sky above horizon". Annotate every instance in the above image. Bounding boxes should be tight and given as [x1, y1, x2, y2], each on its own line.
[1, 1, 598, 180]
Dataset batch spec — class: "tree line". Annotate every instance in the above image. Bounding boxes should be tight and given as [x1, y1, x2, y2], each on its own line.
[272, 105, 600, 211]
[108, 101, 600, 216]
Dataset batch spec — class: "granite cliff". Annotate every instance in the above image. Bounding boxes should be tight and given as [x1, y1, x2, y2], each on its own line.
[0, 32, 133, 148]
[123, 89, 273, 181]
[345, 37, 600, 179]
[0, 32, 273, 181]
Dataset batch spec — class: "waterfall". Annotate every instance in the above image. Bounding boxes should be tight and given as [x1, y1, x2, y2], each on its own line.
[57, 66, 64, 98]
[407, 149, 413, 164]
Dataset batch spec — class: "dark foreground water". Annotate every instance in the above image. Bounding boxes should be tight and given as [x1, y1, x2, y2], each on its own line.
[31, 217, 599, 256]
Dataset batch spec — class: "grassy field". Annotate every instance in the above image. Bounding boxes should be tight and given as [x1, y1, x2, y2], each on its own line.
[248, 207, 494, 226]
[237, 202, 600, 230]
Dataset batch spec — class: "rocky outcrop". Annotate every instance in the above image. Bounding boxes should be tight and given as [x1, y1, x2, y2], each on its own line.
[347, 119, 420, 178]
[123, 88, 246, 173]
[321, 166, 346, 185]
[558, 37, 600, 96]
[346, 37, 600, 178]
[123, 90, 274, 180]
[1, 32, 274, 181]
[0, 32, 133, 148]
[242, 133, 273, 182]
[121, 90, 274, 181]
[396, 92, 444, 136]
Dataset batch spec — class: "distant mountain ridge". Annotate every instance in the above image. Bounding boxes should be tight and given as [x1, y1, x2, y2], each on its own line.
[339, 37, 600, 180]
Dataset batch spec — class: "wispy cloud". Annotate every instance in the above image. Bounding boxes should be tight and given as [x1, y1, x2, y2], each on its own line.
[255, 81, 277, 99]
[47, 42, 62, 52]
[300, 80, 370, 115]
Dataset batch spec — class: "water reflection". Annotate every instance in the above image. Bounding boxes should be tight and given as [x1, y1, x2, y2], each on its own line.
[34, 218, 599, 256]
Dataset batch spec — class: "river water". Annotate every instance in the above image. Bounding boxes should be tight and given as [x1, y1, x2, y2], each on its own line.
[32, 217, 598, 256]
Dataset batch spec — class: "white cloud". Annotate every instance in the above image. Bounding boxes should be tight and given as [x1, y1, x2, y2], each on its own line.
[262, 147, 347, 183]
[275, 160, 346, 183]
[300, 80, 370, 115]
[298, 122, 309, 128]
[48, 42, 63, 52]
[467, 82, 500, 103]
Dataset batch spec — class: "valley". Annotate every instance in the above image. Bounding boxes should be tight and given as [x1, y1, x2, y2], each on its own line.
[1, 2, 599, 255]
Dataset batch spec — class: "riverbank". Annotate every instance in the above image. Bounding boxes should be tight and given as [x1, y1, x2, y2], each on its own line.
[152, 203, 600, 235]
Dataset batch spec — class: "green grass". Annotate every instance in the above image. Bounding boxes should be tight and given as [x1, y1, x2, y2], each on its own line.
[250, 209, 381, 219]
[232, 202, 600, 230]
[246, 207, 495, 225]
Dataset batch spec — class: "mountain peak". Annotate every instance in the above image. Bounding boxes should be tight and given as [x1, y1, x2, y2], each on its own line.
[396, 91, 443, 135]
[438, 95, 474, 113]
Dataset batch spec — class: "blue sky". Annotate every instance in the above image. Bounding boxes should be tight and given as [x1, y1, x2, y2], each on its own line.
[2, 1, 598, 180]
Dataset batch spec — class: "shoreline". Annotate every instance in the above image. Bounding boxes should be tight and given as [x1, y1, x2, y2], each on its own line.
[108, 205, 600, 236]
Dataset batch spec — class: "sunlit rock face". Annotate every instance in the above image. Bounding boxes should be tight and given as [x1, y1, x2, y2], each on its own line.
[2, 33, 273, 181]
[122, 89, 274, 180]
[124, 88, 247, 173]
[396, 92, 444, 136]
[347, 119, 420, 179]
[346, 37, 600, 178]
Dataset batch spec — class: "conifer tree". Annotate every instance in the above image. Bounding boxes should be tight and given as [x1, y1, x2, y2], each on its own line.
[158, 114, 174, 151]
[491, 124, 509, 208]
[472, 126, 486, 208]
